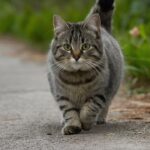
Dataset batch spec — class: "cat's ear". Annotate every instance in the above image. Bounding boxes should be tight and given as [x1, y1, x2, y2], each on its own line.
[84, 14, 101, 32]
[53, 15, 69, 35]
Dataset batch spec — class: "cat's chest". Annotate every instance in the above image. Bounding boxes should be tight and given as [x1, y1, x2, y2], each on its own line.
[52, 70, 107, 107]
[55, 76, 102, 107]
[59, 84, 93, 106]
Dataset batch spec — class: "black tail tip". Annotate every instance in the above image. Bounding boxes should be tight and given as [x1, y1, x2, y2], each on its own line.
[98, 0, 115, 12]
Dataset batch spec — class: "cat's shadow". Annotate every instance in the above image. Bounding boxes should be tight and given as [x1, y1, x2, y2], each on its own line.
[86, 121, 137, 135]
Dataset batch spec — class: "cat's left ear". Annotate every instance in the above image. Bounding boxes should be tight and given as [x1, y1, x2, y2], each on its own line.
[53, 15, 69, 35]
[84, 14, 101, 33]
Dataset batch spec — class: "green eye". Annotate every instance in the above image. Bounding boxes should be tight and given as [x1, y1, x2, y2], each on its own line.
[81, 43, 91, 50]
[63, 44, 72, 51]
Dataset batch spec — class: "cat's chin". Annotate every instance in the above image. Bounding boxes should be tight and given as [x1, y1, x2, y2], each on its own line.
[69, 61, 91, 71]
[59, 61, 92, 72]
[65, 66, 91, 72]
[70, 64, 82, 70]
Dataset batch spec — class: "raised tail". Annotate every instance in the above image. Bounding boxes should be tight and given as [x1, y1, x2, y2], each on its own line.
[88, 0, 115, 33]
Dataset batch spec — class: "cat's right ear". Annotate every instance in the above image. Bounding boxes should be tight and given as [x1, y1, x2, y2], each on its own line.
[84, 14, 101, 33]
[53, 15, 69, 35]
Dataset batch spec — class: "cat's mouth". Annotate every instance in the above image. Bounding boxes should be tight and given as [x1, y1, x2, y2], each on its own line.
[57, 58, 93, 72]
[65, 57, 86, 71]
[67, 61, 93, 72]
[70, 62, 82, 70]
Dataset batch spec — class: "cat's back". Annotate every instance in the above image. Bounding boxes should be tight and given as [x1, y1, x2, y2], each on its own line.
[101, 28, 123, 58]
[101, 28, 124, 98]
[101, 27, 123, 69]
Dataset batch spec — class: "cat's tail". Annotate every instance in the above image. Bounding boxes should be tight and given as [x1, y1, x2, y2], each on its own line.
[87, 0, 115, 33]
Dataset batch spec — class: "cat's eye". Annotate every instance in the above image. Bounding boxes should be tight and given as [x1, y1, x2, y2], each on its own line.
[81, 43, 91, 51]
[63, 44, 72, 51]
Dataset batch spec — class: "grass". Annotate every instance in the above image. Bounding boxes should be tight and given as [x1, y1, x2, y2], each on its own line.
[114, 0, 150, 83]
[0, 0, 150, 85]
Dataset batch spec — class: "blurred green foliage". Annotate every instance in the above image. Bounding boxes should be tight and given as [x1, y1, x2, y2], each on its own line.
[114, 0, 150, 83]
[0, 0, 150, 83]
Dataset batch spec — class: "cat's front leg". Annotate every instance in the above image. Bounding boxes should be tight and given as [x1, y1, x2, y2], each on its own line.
[80, 95, 106, 130]
[57, 96, 82, 135]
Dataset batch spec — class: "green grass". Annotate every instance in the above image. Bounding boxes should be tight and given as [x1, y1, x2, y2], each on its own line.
[0, 0, 150, 84]
[114, 0, 150, 82]
[116, 24, 150, 82]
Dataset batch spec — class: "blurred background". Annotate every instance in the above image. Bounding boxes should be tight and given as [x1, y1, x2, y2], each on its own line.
[0, 0, 150, 92]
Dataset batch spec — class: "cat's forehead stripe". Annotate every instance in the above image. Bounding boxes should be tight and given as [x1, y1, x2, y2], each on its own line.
[70, 24, 83, 43]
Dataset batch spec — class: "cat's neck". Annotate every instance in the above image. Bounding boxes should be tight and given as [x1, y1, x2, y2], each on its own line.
[58, 69, 98, 85]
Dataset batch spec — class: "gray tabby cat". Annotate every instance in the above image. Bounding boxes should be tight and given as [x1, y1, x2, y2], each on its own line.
[48, 0, 124, 135]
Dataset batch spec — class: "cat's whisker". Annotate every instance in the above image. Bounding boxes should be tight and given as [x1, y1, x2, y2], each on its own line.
[86, 59, 105, 71]
[49, 60, 67, 72]
[85, 62, 100, 75]
[55, 63, 66, 72]
[85, 60, 100, 69]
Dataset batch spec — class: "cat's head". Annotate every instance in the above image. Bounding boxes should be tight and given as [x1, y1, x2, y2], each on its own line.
[51, 14, 103, 72]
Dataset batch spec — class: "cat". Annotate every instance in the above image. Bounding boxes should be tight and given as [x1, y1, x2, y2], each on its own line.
[48, 0, 124, 135]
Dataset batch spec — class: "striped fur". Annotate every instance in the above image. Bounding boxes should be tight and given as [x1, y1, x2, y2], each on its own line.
[48, 0, 124, 135]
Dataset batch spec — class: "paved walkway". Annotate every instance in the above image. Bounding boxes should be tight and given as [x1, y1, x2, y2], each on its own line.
[0, 39, 149, 150]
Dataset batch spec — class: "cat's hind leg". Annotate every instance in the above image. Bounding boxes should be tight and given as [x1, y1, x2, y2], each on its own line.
[96, 104, 109, 124]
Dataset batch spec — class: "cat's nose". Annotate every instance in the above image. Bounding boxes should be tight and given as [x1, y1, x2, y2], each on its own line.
[74, 55, 80, 61]
[72, 50, 81, 61]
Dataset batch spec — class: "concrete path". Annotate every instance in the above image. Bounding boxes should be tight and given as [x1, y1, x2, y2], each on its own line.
[0, 40, 150, 150]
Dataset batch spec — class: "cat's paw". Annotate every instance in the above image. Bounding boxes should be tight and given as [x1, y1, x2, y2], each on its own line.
[62, 125, 81, 135]
[96, 119, 106, 125]
[96, 116, 106, 125]
[82, 122, 92, 131]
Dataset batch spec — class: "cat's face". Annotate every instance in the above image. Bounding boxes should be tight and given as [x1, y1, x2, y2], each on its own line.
[51, 14, 103, 72]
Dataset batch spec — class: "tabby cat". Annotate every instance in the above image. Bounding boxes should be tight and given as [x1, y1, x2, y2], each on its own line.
[48, 0, 124, 135]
